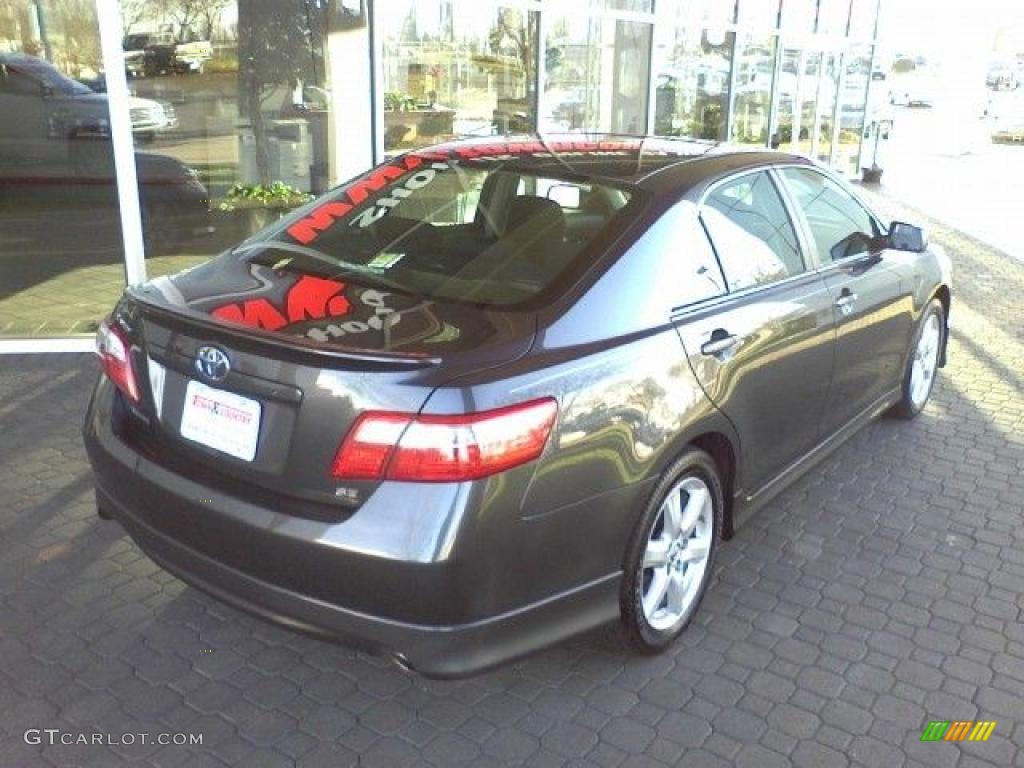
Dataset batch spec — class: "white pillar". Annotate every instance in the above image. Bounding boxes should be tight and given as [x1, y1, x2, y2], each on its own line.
[95, 0, 146, 286]
[326, 10, 375, 183]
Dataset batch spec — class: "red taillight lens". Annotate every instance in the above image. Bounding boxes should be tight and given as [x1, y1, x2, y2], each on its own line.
[330, 412, 412, 480]
[94, 318, 140, 403]
[331, 398, 558, 483]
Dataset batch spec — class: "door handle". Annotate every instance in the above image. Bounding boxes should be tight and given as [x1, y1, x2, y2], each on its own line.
[701, 332, 738, 357]
[835, 289, 858, 315]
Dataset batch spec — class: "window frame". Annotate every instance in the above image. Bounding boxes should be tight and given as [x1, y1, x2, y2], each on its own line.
[696, 167, 810, 294]
[771, 163, 888, 270]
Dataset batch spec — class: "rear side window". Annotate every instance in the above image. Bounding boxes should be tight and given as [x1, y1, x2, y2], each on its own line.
[654, 202, 727, 307]
[700, 171, 805, 291]
[779, 167, 879, 263]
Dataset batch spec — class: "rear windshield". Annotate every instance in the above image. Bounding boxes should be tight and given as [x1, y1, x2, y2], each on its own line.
[238, 148, 643, 307]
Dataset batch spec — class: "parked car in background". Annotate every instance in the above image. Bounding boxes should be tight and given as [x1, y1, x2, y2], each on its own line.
[0, 149, 211, 252]
[986, 59, 1019, 92]
[0, 53, 176, 158]
[85, 136, 951, 677]
[989, 95, 1024, 143]
[122, 31, 213, 77]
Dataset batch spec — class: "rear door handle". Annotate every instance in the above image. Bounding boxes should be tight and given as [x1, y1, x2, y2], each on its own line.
[701, 332, 739, 357]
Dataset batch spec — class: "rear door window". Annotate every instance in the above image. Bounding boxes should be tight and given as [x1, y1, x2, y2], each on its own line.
[700, 171, 805, 291]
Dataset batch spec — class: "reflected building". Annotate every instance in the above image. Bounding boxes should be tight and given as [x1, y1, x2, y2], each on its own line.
[0, 0, 881, 346]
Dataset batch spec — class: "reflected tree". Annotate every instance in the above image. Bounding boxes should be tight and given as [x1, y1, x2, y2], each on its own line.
[236, 0, 323, 184]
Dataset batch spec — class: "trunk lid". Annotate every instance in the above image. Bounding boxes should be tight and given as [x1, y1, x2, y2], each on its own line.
[113, 253, 535, 518]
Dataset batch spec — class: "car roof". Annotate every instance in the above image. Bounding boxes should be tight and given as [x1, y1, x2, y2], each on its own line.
[409, 134, 815, 198]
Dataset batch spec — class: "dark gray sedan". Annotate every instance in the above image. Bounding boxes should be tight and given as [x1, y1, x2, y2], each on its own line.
[84, 135, 951, 677]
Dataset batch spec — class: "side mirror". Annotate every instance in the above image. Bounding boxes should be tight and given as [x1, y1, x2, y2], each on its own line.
[888, 221, 927, 252]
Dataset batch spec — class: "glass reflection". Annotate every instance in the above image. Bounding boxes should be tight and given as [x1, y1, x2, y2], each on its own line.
[814, 51, 840, 163]
[731, 33, 776, 145]
[542, 14, 651, 134]
[837, 44, 873, 174]
[0, 0, 124, 337]
[117, 0, 333, 281]
[378, 2, 539, 152]
[653, 12, 732, 140]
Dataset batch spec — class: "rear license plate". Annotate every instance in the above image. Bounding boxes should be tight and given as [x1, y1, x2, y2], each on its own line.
[180, 379, 261, 461]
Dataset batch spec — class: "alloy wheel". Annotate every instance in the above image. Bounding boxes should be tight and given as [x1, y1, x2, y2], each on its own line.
[639, 475, 713, 631]
[910, 313, 941, 409]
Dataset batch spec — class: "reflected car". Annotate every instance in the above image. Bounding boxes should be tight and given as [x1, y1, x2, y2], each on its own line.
[84, 136, 951, 677]
[0, 149, 211, 252]
[0, 53, 176, 155]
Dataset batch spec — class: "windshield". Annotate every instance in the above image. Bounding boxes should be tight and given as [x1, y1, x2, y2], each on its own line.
[240, 147, 643, 308]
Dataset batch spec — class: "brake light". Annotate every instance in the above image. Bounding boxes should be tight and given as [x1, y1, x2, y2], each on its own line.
[331, 398, 557, 482]
[94, 318, 140, 403]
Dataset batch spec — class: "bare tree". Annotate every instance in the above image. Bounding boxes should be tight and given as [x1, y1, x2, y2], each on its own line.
[489, 9, 537, 98]
[119, 0, 150, 35]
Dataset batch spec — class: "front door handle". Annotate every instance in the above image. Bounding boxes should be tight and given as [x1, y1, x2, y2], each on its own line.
[835, 288, 858, 315]
[701, 331, 739, 357]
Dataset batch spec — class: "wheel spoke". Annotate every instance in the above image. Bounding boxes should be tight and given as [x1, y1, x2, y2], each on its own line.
[643, 537, 671, 569]
[643, 568, 669, 616]
[679, 489, 707, 537]
[666, 569, 691, 616]
[662, 491, 683, 538]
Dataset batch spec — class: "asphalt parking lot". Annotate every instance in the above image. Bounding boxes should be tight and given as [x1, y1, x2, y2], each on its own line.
[1, 193, 1022, 767]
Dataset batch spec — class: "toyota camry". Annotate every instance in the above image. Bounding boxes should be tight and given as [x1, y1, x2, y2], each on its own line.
[84, 135, 951, 677]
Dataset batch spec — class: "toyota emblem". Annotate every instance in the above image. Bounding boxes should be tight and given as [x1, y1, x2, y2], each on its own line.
[195, 345, 230, 382]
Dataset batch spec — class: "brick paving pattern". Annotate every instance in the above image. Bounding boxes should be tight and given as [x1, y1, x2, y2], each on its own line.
[0, 195, 1021, 766]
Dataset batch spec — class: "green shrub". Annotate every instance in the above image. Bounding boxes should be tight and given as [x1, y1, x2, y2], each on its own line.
[217, 182, 312, 211]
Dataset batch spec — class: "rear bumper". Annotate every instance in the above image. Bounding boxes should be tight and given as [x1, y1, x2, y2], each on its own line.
[83, 384, 621, 678]
[95, 482, 617, 677]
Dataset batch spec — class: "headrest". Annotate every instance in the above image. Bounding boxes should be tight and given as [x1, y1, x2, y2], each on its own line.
[506, 195, 565, 240]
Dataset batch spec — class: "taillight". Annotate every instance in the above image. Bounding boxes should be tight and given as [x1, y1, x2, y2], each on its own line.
[94, 318, 140, 403]
[331, 398, 558, 483]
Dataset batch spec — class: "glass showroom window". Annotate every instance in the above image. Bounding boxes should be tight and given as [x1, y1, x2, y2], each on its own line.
[835, 43, 874, 174]
[773, 45, 822, 154]
[378, 1, 539, 154]
[541, 11, 652, 134]
[117, 0, 335, 283]
[736, 0, 780, 30]
[731, 33, 776, 145]
[652, 0, 734, 141]
[813, 48, 841, 163]
[780, 0, 816, 35]
[817, 0, 852, 36]
[0, 0, 123, 338]
[848, 0, 879, 39]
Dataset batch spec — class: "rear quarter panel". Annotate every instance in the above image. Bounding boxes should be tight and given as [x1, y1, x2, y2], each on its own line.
[421, 213, 739, 606]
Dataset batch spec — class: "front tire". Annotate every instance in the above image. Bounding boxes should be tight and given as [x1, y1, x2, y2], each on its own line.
[891, 298, 945, 419]
[621, 448, 723, 652]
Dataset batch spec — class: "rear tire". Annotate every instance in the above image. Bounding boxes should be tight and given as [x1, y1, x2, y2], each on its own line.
[620, 448, 723, 652]
[890, 298, 945, 419]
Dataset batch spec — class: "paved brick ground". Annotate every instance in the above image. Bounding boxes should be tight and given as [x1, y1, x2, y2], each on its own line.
[1, 196, 1022, 767]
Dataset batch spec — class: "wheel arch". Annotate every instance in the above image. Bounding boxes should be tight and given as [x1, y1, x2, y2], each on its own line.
[687, 431, 738, 540]
[931, 284, 951, 367]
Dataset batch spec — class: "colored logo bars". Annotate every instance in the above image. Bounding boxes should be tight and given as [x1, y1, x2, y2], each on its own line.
[921, 721, 996, 742]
